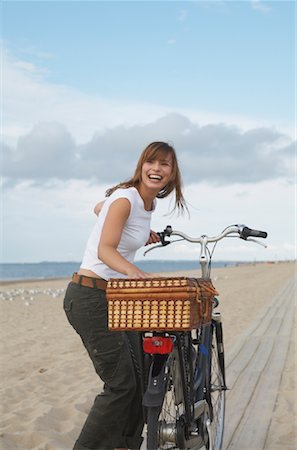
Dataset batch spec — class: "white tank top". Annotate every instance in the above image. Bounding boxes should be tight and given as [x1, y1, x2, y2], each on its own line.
[80, 187, 155, 280]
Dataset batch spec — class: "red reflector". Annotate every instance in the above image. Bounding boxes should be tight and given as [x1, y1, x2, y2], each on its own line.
[143, 337, 174, 354]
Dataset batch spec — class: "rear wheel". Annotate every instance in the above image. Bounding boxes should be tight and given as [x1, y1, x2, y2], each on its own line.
[147, 349, 187, 450]
[204, 319, 226, 450]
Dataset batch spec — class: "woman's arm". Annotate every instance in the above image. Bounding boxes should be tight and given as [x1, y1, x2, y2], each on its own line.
[94, 200, 105, 216]
[98, 198, 152, 278]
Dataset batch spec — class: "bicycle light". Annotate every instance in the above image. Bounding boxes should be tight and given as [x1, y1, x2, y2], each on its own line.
[143, 336, 174, 354]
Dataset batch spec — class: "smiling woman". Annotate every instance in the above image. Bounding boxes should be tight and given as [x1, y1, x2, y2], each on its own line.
[63, 141, 187, 450]
[105, 141, 186, 208]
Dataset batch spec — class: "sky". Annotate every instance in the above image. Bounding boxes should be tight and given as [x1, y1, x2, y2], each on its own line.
[1, 0, 296, 264]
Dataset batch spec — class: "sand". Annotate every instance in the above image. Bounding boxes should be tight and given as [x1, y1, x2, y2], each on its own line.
[0, 261, 295, 450]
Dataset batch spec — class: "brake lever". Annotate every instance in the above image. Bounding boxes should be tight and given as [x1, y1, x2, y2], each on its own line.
[143, 241, 170, 256]
[246, 238, 268, 248]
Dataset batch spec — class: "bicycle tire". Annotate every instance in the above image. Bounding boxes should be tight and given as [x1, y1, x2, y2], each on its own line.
[147, 348, 186, 450]
[204, 320, 226, 450]
[147, 406, 160, 450]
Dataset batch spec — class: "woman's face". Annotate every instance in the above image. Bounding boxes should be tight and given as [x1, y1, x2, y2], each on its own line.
[141, 153, 173, 192]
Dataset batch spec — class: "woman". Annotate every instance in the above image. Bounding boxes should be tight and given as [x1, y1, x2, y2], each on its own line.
[63, 142, 187, 450]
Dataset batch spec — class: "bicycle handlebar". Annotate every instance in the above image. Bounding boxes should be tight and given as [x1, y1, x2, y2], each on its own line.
[145, 224, 268, 277]
[157, 224, 267, 245]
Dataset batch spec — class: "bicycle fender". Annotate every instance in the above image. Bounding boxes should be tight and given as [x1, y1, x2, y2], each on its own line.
[143, 355, 168, 408]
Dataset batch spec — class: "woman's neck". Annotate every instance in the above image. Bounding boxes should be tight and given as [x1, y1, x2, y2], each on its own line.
[137, 185, 157, 211]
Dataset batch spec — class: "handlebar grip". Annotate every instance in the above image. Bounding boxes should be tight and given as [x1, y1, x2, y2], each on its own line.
[157, 225, 172, 242]
[241, 227, 268, 239]
[157, 226, 172, 246]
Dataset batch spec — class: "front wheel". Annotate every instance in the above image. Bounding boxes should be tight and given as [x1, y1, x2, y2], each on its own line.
[204, 319, 226, 450]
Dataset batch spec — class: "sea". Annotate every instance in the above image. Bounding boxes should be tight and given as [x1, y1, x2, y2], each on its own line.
[0, 260, 239, 282]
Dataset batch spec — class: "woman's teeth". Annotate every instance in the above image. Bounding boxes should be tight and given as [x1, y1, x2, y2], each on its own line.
[148, 175, 162, 180]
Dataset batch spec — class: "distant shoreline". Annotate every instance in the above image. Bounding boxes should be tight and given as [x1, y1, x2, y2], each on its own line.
[0, 276, 71, 286]
[1, 259, 288, 266]
[0, 260, 293, 286]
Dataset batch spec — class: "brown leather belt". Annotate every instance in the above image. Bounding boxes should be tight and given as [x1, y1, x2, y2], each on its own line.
[72, 272, 107, 291]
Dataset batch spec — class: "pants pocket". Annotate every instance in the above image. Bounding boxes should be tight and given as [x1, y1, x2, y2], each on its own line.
[86, 331, 125, 384]
[63, 288, 80, 332]
[63, 295, 73, 312]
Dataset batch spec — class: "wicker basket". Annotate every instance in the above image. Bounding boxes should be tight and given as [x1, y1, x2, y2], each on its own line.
[106, 277, 218, 331]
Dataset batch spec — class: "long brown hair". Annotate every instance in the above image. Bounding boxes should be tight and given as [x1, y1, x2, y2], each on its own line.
[105, 142, 187, 213]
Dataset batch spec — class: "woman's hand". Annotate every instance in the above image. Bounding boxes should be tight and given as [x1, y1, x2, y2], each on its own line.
[125, 267, 154, 279]
[145, 230, 160, 246]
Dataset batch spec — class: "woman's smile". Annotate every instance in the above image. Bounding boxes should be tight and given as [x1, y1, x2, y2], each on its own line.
[142, 156, 173, 189]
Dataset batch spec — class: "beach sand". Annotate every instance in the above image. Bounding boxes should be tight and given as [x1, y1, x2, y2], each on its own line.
[0, 261, 295, 450]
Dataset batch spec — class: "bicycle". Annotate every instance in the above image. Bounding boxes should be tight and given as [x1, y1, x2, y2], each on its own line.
[139, 224, 268, 450]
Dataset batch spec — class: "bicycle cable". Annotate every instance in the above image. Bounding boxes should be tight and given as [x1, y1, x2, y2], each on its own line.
[207, 233, 240, 278]
[204, 246, 212, 278]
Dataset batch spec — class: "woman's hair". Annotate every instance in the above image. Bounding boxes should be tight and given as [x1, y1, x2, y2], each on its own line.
[105, 141, 187, 213]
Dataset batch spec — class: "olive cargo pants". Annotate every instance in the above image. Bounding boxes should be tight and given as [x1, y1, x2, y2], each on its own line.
[63, 282, 144, 450]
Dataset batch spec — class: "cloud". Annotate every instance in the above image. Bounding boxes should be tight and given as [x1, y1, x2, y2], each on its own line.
[179, 123, 294, 184]
[3, 122, 76, 180]
[2, 45, 294, 188]
[2, 113, 294, 187]
[3, 177, 294, 262]
[251, 0, 271, 14]
[3, 44, 293, 151]
[2, 46, 175, 147]
[178, 9, 188, 21]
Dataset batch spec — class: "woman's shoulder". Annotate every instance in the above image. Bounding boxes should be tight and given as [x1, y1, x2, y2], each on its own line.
[107, 186, 137, 203]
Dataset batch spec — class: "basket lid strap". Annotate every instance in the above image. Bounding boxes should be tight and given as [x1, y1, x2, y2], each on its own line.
[193, 279, 202, 304]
